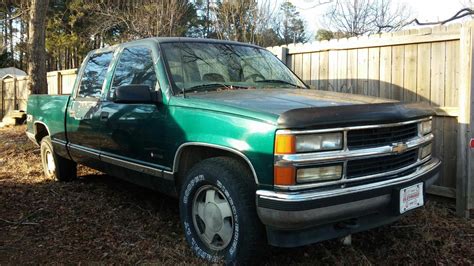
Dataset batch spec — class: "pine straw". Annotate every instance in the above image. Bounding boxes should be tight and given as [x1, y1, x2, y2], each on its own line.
[0, 125, 473, 264]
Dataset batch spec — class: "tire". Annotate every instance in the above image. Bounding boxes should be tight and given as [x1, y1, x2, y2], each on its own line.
[40, 136, 77, 181]
[179, 157, 265, 264]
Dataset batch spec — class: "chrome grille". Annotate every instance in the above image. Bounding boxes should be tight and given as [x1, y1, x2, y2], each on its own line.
[347, 149, 418, 178]
[347, 123, 418, 149]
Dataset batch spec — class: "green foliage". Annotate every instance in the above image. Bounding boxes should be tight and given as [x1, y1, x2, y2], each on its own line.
[0, 51, 16, 68]
[315, 29, 334, 41]
[280, 2, 307, 45]
[4, 0, 312, 71]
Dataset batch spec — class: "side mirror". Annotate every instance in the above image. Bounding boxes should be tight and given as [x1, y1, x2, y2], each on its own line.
[113, 85, 162, 104]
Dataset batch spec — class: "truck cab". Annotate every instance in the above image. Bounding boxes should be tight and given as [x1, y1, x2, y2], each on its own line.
[26, 37, 441, 264]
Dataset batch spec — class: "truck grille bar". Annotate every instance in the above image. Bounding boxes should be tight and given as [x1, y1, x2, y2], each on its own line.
[347, 149, 418, 178]
[347, 123, 418, 149]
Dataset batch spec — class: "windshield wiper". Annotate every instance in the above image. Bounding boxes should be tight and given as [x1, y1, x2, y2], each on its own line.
[183, 83, 249, 93]
[255, 79, 305, 89]
[183, 83, 231, 93]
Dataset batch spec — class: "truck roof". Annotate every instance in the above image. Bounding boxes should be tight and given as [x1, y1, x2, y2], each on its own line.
[89, 37, 263, 55]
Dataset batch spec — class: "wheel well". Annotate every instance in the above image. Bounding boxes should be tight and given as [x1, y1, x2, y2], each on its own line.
[34, 123, 49, 143]
[174, 146, 254, 189]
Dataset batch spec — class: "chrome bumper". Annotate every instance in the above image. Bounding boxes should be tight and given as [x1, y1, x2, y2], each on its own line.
[256, 158, 441, 230]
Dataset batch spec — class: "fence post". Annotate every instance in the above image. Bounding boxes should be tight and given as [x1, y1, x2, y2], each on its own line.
[13, 77, 17, 110]
[457, 22, 474, 218]
[0, 78, 3, 120]
[268, 46, 288, 64]
[57, 71, 62, 95]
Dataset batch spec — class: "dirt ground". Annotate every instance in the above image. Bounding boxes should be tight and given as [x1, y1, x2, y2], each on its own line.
[0, 125, 473, 265]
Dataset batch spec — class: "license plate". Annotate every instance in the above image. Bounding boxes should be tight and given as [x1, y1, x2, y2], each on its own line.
[399, 182, 424, 214]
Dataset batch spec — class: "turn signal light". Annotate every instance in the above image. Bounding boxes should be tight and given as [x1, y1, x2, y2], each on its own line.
[275, 134, 296, 154]
[274, 166, 295, 185]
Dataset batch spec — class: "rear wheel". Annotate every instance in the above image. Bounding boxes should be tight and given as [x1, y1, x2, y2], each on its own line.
[40, 136, 77, 181]
[179, 157, 265, 264]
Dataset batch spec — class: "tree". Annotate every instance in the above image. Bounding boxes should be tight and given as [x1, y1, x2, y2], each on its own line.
[315, 29, 350, 41]
[27, 0, 49, 94]
[212, 0, 280, 46]
[213, 0, 259, 43]
[322, 0, 411, 37]
[280, 2, 307, 45]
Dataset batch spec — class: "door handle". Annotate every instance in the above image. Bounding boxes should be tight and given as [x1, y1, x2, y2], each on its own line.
[100, 111, 109, 121]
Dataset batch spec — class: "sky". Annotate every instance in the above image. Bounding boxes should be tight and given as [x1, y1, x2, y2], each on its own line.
[287, 0, 467, 37]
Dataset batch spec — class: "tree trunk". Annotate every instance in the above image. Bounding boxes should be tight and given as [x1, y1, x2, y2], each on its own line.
[8, 10, 14, 66]
[27, 0, 49, 94]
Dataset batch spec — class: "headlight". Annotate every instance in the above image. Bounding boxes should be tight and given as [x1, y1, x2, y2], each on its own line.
[275, 132, 343, 154]
[420, 143, 432, 159]
[295, 133, 343, 152]
[297, 164, 343, 183]
[420, 120, 432, 135]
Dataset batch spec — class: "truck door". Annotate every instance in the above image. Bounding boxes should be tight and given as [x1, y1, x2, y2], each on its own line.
[96, 45, 170, 173]
[65, 50, 114, 170]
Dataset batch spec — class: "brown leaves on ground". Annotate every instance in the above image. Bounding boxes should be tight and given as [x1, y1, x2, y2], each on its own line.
[1, 125, 473, 264]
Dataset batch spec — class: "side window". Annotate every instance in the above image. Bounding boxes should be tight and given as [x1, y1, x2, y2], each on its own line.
[78, 52, 113, 98]
[109, 46, 157, 99]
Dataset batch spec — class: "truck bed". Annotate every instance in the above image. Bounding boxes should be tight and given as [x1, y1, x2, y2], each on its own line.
[26, 95, 70, 141]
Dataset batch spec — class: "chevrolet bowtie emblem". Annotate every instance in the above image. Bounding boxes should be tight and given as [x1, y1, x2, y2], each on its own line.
[392, 142, 408, 154]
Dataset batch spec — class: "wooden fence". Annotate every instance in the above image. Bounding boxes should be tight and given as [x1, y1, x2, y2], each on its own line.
[268, 22, 474, 217]
[0, 69, 77, 120]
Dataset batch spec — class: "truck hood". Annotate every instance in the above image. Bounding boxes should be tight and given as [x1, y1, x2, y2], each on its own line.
[184, 89, 434, 128]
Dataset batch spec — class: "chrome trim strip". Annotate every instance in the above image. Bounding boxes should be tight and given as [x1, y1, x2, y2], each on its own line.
[173, 142, 259, 184]
[257, 158, 440, 202]
[275, 133, 433, 166]
[67, 143, 174, 180]
[101, 151, 172, 171]
[68, 143, 100, 159]
[101, 153, 174, 181]
[277, 155, 432, 191]
[51, 138, 67, 146]
[276, 117, 432, 135]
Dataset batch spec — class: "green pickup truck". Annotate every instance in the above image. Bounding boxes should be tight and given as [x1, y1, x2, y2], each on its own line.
[26, 37, 441, 263]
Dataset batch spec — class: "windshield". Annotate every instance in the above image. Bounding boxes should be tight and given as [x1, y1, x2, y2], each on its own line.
[160, 42, 307, 93]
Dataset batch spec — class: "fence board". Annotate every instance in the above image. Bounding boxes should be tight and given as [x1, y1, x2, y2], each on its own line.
[431, 42, 446, 106]
[445, 40, 459, 107]
[391, 45, 404, 100]
[347, 49, 358, 94]
[357, 48, 369, 95]
[302, 53, 312, 84]
[328, 50, 338, 91]
[337, 50, 348, 92]
[379, 46, 392, 99]
[294, 53, 303, 79]
[368, 47, 380, 96]
[403, 44, 418, 102]
[319, 51, 329, 90]
[417, 43, 431, 102]
[310, 53, 320, 88]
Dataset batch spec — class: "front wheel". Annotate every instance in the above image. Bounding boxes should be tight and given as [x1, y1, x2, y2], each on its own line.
[179, 157, 265, 264]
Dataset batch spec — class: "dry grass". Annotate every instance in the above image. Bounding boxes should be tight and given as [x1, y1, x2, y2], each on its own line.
[0, 125, 473, 264]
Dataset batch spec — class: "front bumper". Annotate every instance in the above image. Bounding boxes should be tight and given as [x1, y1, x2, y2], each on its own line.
[256, 157, 441, 247]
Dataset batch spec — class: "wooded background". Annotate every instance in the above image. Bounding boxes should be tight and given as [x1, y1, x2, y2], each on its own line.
[268, 22, 473, 217]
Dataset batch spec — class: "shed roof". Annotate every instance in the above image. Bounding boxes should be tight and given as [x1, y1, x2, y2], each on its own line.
[0, 67, 27, 79]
